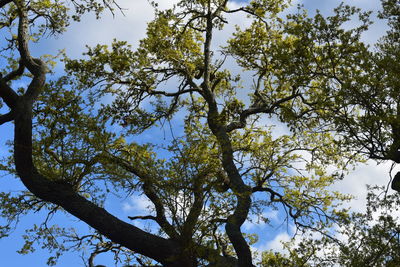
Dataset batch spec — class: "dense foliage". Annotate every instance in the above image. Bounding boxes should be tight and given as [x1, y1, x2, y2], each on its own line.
[0, 0, 399, 266]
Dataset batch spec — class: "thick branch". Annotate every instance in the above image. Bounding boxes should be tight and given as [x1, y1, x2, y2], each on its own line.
[16, 3, 47, 99]
[97, 142, 236, 265]
[16, 4, 40, 73]
[104, 153, 179, 240]
[0, 76, 18, 109]
[13, 102, 237, 266]
[200, 3, 253, 266]
[0, 111, 14, 125]
[3, 60, 25, 82]
[226, 92, 301, 132]
[181, 172, 206, 244]
[128, 215, 157, 221]
[10, 8, 183, 259]
[201, 4, 215, 102]
[13, 99, 184, 266]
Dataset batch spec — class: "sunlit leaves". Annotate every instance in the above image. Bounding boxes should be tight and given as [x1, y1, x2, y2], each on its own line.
[324, 2, 400, 163]
[2, 0, 396, 265]
[140, 11, 203, 69]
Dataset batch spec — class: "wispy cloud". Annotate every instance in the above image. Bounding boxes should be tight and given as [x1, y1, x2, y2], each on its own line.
[122, 194, 154, 213]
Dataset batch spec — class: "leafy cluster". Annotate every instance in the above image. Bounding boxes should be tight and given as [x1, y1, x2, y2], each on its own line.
[261, 187, 400, 267]
[0, 0, 400, 266]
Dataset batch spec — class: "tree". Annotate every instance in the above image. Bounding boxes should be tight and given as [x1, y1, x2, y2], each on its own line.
[317, 0, 400, 190]
[265, 186, 400, 267]
[0, 0, 377, 266]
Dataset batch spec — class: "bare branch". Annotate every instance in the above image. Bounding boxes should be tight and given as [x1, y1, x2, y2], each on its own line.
[3, 60, 25, 82]
[104, 153, 180, 240]
[181, 171, 206, 242]
[128, 215, 157, 221]
[148, 88, 200, 97]
[222, 7, 270, 28]
[226, 92, 301, 132]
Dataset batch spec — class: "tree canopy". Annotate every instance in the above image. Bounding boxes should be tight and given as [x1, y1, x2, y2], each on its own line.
[0, 0, 399, 266]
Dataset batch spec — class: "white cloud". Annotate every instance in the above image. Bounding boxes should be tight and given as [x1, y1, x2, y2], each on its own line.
[330, 160, 397, 213]
[122, 194, 154, 213]
[254, 224, 297, 255]
[29, 0, 393, 256]
[250, 226, 294, 265]
[44, 0, 178, 58]
[243, 209, 279, 231]
[251, 160, 398, 261]
[264, 209, 279, 222]
[264, 231, 291, 253]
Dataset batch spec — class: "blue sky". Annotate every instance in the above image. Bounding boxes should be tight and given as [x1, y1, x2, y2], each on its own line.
[0, 0, 395, 266]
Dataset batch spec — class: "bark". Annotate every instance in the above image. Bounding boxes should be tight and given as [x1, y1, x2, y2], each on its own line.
[0, 111, 14, 125]
[12, 81, 235, 267]
[201, 4, 254, 267]
[391, 172, 400, 192]
[1, 2, 239, 266]
[13, 86, 183, 266]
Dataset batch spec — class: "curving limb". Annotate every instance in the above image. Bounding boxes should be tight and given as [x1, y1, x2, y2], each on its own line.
[0, 111, 14, 125]
[226, 91, 301, 133]
[5, 1, 231, 266]
[0, 76, 18, 109]
[200, 4, 254, 266]
[2, 60, 25, 82]
[14, 2, 47, 100]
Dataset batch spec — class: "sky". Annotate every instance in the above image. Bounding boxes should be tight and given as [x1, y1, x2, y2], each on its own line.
[0, 0, 396, 266]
